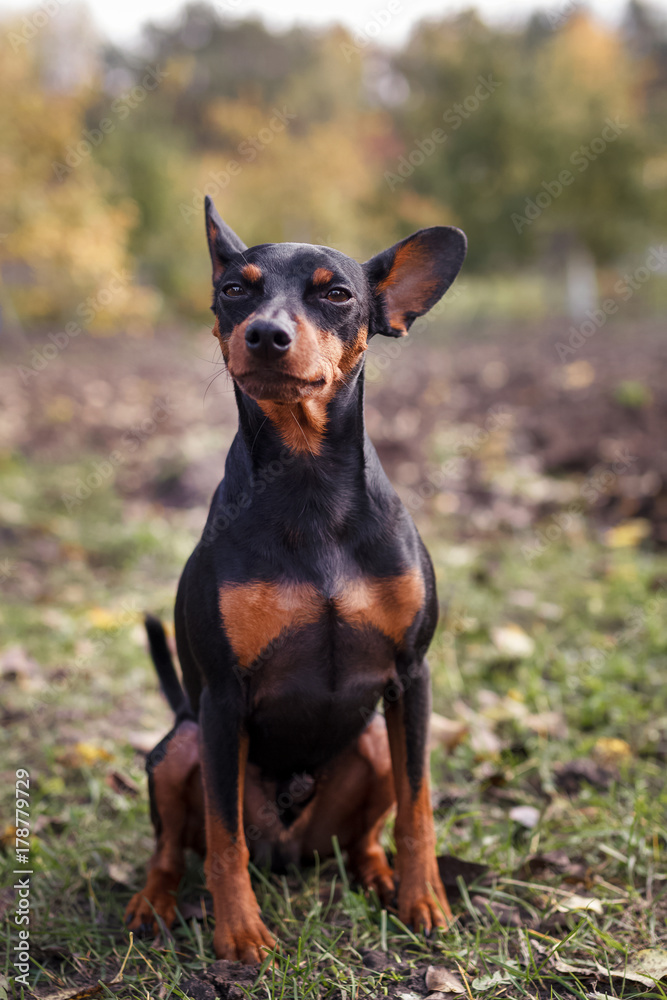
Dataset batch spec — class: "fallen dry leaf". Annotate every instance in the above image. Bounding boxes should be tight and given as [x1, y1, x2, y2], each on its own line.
[437, 855, 489, 899]
[472, 968, 515, 990]
[549, 955, 596, 975]
[429, 713, 468, 752]
[424, 965, 466, 995]
[522, 850, 588, 881]
[556, 893, 603, 915]
[57, 742, 114, 767]
[86, 607, 120, 630]
[599, 948, 667, 988]
[605, 519, 651, 549]
[107, 862, 134, 886]
[563, 359, 595, 389]
[592, 737, 631, 767]
[524, 710, 565, 737]
[105, 771, 139, 796]
[0, 645, 42, 686]
[509, 805, 540, 829]
[491, 624, 535, 658]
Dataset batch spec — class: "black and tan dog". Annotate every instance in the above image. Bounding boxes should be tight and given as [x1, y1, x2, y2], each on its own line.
[125, 198, 466, 963]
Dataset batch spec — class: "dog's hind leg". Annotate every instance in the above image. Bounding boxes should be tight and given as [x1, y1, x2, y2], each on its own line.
[296, 714, 396, 904]
[125, 720, 201, 934]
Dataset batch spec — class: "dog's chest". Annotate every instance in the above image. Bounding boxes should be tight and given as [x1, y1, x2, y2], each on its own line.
[218, 569, 424, 673]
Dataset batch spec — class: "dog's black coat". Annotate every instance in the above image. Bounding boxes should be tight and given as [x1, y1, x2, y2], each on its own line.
[173, 198, 466, 834]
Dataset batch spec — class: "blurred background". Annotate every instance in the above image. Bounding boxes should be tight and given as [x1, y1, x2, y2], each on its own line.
[1, 0, 667, 328]
[1, 3, 667, 988]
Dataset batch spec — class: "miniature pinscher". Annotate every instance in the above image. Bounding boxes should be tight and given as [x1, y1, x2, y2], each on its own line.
[125, 197, 467, 963]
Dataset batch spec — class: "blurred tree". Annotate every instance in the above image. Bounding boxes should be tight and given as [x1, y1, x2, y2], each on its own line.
[2, 1, 665, 327]
[0, 14, 159, 331]
[389, 10, 663, 271]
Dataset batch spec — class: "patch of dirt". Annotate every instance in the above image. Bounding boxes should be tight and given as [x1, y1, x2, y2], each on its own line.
[3, 318, 665, 544]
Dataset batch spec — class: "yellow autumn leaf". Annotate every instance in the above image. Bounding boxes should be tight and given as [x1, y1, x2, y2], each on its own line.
[87, 608, 117, 630]
[593, 737, 632, 767]
[86, 608, 139, 630]
[1, 824, 17, 848]
[45, 396, 75, 423]
[605, 519, 651, 548]
[57, 743, 113, 767]
[563, 360, 595, 390]
[72, 742, 114, 766]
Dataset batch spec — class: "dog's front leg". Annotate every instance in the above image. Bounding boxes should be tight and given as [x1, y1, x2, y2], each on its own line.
[199, 685, 276, 963]
[384, 661, 452, 933]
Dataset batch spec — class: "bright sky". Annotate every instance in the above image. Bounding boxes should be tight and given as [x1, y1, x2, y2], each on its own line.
[2, 0, 665, 47]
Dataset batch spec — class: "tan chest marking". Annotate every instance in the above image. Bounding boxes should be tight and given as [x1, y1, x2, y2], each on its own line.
[335, 569, 425, 646]
[219, 581, 321, 668]
[218, 568, 425, 668]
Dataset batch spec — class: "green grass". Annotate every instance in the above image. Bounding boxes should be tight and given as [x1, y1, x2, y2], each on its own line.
[1, 447, 667, 999]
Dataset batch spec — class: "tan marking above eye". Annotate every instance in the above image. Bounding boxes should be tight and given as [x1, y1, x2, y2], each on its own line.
[241, 263, 263, 282]
[312, 267, 334, 286]
[218, 568, 424, 668]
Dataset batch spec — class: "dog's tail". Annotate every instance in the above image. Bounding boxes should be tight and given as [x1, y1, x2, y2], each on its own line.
[144, 614, 193, 721]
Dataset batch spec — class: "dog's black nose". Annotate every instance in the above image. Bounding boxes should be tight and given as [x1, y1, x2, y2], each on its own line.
[245, 320, 293, 360]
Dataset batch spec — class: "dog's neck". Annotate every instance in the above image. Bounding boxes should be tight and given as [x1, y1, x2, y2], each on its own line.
[221, 360, 374, 537]
[232, 360, 367, 470]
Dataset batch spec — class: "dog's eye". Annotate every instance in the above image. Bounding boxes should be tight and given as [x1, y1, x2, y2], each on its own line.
[223, 284, 245, 298]
[325, 288, 351, 303]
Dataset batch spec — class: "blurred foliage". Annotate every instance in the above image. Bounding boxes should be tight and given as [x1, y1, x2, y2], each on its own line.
[1, 0, 666, 327]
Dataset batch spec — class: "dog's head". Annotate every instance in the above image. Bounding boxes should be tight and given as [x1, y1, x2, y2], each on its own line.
[206, 196, 466, 405]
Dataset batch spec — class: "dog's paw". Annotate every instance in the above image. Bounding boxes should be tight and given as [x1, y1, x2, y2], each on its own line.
[353, 851, 395, 906]
[125, 879, 178, 936]
[397, 879, 452, 935]
[213, 914, 276, 965]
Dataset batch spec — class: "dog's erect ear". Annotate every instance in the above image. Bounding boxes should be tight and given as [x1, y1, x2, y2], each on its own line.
[205, 196, 247, 283]
[364, 227, 467, 337]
